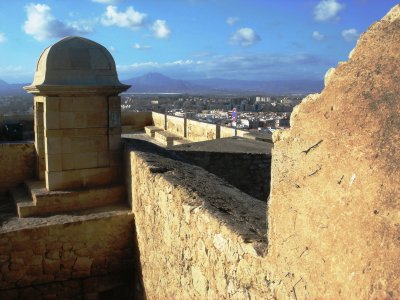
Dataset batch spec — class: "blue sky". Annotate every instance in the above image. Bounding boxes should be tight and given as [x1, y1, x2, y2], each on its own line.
[0, 0, 397, 83]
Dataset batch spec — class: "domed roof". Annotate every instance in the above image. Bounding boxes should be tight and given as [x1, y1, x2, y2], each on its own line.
[25, 36, 129, 93]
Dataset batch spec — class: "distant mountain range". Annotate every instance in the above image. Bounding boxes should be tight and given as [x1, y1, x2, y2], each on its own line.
[123, 73, 323, 95]
[0, 80, 28, 96]
[0, 73, 323, 96]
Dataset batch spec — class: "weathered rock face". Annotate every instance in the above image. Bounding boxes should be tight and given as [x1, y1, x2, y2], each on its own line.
[268, 5, 400, 299]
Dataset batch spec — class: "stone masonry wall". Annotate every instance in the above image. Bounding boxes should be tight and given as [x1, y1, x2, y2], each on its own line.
[187, 119, 218, 142]
[151, 112, 165, 129]
[220, 126, 247, 138]
[0, 143, 34, 194]
[171, 151, 271, 201]
[129, 149, 272, 299]
[121, 111, 152, 132]
[0, 211, 138, 299]
[166, 115, 185, 137]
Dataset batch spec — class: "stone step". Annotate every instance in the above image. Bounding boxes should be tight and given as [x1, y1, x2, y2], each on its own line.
[13, 180, 127, 218]
[144, 126, 164, 137]
[11, 185, 38, 218]
[172, 138, 192, 146]
[154, 130, 182, 147]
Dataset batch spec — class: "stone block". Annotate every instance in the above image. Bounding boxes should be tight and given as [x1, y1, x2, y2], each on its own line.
[97, 151, 109, 167]
[45, 171, 65, 191]
[86, 111, 107, 127]
[62, 152, 98, 170]
[109, 134, 121, 151]
[108, 96, 121, 111]
[59, 112, 75, 128]
[45, 99, 60, 112]
[25, 264, 43, 277]
[46, 250, 61, 260]
[73, 112, 87, 128]
[145, 126, 164, 137]
[73, 256, 92, 276]
[109, 127, 121, 135]
[43, 258, 61, 274]
[45, 112, 60, 130]
[45, 137, 62, 155]
[46, 154, 62, 172]
[155, 130, 182, 146]
[72, 97, 106, 112]
[59, 98, 74, 112]
[83, 167, 117, 186]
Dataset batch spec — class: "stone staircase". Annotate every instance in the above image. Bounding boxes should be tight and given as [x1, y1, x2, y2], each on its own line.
[144, 125, 191, 146]
[11, 180, 126, 218]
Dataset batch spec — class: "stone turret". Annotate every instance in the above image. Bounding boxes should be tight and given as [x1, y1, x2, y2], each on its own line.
[25, 36, 130, 192]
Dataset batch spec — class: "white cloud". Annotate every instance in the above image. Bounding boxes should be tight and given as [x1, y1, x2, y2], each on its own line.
[68, 19, 95, 33]
[23, 3, 92, 41]
[230, 27, 261, 47]
[0, 33, 6, 43]
[151, 19, 171, 39]
[117, 59, 202, 72]
[312, 31, 325, 41]
[0, 65, 31, 82]
[314, 0, 344, 22]
[133, 43, 152, 50]
[101, 5, 147, 30]
[116, 53, 331, 81]
[342, 28, 360, 42]
[226, 17, 239, 26]
[0, 65, 23, 72]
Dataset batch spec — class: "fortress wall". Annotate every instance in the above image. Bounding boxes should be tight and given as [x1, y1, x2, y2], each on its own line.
[166, 115, 185, 137]
[220, 126, 247, 138]
[121, 111, 152, 132]
[0, 212, 138, 299]
[219, 126, 235, 138]
[130, 149, 272, 299]
[151, 112, 165, 129]
[186, 119, 218, 142]
[170, 150, 271, 201]
[150, 112, 250, 141]
[267, 6, 400, 299]
[0, 143, 34, 194]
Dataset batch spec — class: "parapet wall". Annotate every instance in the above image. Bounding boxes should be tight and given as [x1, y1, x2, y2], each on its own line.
[0, 211, 137, 299]
[171, 150, 271, 201]
[151, 112, 165, 129]
[166, 114, 185, 137]
[129, 146, 271, 299]
[150, 112, 248, 142]
[121, 111, 152, 133]
[0, 143, 34, 194]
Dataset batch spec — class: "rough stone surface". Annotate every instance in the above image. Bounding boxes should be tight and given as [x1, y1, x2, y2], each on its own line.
[151, 112, 166, 129]
[0, 143, 34, 194]
[0, 208, 138, 299]
[129, 145, 270, 299]
[268, 5, 400, 299]
[170, 138, 272, 201]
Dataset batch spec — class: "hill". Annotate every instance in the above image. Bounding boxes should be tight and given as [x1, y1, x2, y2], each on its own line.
[123, 73, 323, 95]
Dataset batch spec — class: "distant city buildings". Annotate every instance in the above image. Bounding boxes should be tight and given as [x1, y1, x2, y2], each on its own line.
[120, 94, 299, 132]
